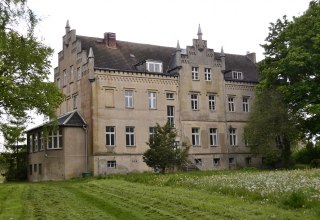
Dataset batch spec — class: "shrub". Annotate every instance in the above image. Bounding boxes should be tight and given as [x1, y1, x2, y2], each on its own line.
[282, 191, 307, 209]
[310, 159, 320, 168]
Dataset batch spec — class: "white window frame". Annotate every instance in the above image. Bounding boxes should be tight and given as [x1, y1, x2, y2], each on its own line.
[192, 127, 200, 146]
[106, 126, 115, 146]
[29, 134, 33, 152]
[243, 97, 249, 112]
[125, 90, 134, 108]
[39, 132, 44, 151]
[191, 94, 199, 110]
[167, 106, 174, 126]
[47, 128, 63, 149]
[56, 78, 60, 88]
[209, 128, 218, 146]
[107, 160, 116, 168]
[146, 61, 162, 73]
[166, 92, 174, 100]
[228, 97, 235, 112]
[33, 133, 38, 152]
[126, 127, 135, 146]
[149, 127, 157, 139]
[192, 67, 199, 80]
[204, 68, 211, 81]
[232, 71, 243, 79]
[229, 128, 237, 146]
[208, 94, 216, 111]
[148, 92, 157, 109]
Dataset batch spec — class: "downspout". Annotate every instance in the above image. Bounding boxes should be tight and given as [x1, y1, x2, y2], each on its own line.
[83, 125, 88, 173]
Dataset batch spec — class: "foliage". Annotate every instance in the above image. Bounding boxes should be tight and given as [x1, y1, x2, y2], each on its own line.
[310, 159, 320, 168]
[143, 123, 189, 173]
[293, 142, 320, 164]
[244, 88, 298, 168]
[0, 146, 27, 181]
[0, 0, 63, 125]
[0, 172, 319, 219]
[259, 0, 320, 140]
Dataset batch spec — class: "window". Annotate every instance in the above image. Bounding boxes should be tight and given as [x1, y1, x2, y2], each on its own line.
[63, 69, 67, 85]
[29, 134, 33, 153]
[72, 94, 78, 109]
[204, 68, 211, 81]
[229, 157, 235, 164]
[209, 128, 218, 146]
[229, 128, 237, 146]
[106, 126, 115, 146]
[191, 94, 199, 110]
[146, 61, 162, 73]
[243, 97, 249, 112]
[149, 127, 157, 139]
[107, 160, 117, 168]
[228, 97, 235, 112]
[192, 67, 199, 80]
[126, 127, 135, 146]
[195, 158, 202, 166]
[246, 157, 252, 165]
[56, 78, 60, 88]
[34, 164, 37, 173]
[166, 92, 174, 100]
[148, 92, 157, 109]
[232, 71, 243, 79]
[33, 133, 38, 152]
[48, 128, 63, 149]
[39, 164, 42, 175]
[29, 164, 32, 175]
[167, 106, 174, 126]
[125, 90, 134, 108]
[208, 95, 216, 111]
[77, 67, 81, 80]
[192, 127, 200, 146]
[39, 132, 44, 151]
[213, 158, 220, 166]
[70, 65, 74, 83]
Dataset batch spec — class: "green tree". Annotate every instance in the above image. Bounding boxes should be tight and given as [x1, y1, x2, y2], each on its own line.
[244, 88, 299, 168]
[259, 0, 320, 140]
[0, 0, 63, 126]
[143, 123, 189, 173]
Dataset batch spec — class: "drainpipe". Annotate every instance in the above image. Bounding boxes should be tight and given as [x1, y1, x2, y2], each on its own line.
[82, 125, 88, 173]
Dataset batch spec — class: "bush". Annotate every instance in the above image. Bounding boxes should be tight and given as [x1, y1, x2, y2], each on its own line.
[293, 142, 320, 164]
[310, 159, 320, 168]
[282, 191, 307, 209]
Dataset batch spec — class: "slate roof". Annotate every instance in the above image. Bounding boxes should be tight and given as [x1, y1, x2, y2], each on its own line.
[78, 36, 176, 73]
[27, 111, 86, 132]
[78, 35, 259, 83]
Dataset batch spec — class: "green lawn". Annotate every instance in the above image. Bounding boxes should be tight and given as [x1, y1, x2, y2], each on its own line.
[0, 169, 319, 219]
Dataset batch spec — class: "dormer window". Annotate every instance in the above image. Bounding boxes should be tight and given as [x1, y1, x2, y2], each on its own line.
[146, 61, 162, 73]
[232, 71, 243, 80]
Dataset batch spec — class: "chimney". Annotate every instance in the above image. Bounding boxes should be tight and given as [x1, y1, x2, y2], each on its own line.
[104, 32, 117, 48]
[246, 52, 256, 63]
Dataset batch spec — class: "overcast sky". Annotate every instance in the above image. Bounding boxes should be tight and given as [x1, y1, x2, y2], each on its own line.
[0, 0, 312, 150]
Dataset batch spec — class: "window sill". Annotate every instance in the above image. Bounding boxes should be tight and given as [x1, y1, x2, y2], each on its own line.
[193, 145, 201, 147]
[126, 145, 136, 147]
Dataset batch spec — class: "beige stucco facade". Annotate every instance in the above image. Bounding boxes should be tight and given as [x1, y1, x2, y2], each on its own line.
[27, 23, 261, 181]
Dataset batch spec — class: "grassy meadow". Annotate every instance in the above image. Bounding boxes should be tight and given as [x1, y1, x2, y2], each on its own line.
[0, 169, 319, 220]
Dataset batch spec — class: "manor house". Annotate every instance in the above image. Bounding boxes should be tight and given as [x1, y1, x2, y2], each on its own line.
[27, 21, 260, 181]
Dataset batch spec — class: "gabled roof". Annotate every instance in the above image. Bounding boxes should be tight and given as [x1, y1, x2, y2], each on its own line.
[57, 110, 86, 127]
[27, 111, 86, 132]
[78, 36, 177, 73]
[78, 35, 259, 83]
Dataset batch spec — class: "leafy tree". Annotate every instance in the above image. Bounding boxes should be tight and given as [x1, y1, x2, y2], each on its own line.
[244, 88, 299, 168]
[0, 0, 63, 128]
[143, 123, 189, 173]
[259, 0, 320, 140]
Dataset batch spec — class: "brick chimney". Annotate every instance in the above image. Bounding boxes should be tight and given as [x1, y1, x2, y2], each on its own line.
[104, 32, 117, 48]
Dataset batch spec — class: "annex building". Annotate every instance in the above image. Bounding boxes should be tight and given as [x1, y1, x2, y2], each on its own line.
[27, 21, 260, 181]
